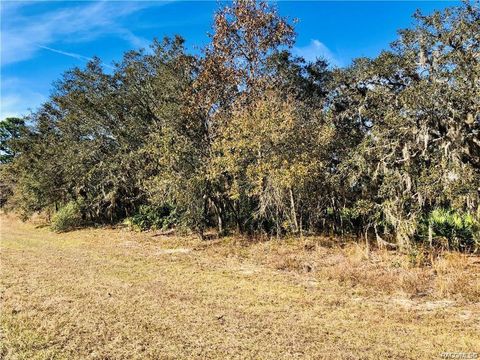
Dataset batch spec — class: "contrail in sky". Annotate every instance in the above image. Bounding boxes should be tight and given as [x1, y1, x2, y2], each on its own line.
[37, 45, 114, 69]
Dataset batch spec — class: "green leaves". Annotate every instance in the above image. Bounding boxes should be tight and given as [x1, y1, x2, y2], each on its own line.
[125, 204, 178, 231]
[0, 117, 27, 164]
[51, 200, 84, 232]
[1, 1, 478, 251]
[417, 208, 480, 252]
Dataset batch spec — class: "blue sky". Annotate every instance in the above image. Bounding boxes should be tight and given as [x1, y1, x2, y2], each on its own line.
[1, 1, 458, 119]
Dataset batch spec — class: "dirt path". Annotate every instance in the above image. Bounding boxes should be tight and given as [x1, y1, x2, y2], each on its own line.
[1, 216, 479, 359]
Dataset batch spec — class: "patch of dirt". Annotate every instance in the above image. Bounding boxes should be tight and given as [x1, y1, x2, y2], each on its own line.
[236, 263, 262, 276]
[123, 241, 139, 248]
[391, 297, 456, 311]
[155, 248, 192, 255]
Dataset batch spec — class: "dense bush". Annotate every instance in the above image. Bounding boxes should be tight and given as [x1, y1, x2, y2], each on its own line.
[417, 209, 480, 252]
[125, 205, 178, 231]
[51, 201, 83, 232]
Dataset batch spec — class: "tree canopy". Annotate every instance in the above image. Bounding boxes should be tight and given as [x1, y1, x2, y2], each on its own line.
[1, 0, 479, 251]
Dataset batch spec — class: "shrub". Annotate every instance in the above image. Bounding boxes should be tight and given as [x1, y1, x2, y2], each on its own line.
[51, 200, 83, 232]
[417, 208, 480, 252]
[126, 204, 177, 231]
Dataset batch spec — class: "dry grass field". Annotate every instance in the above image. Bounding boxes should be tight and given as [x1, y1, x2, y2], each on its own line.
[1, 214, 479, 359]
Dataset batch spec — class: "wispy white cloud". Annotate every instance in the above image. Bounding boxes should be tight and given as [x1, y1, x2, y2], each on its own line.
[1, 1, 170, 119]
[0, 88, 46, 119]
[293, 39, 342, 67]
[1, 76, 46, 119]
[0, 1, 166, 66]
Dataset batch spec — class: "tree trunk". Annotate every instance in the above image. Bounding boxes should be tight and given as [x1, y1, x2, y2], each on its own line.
[364, 224, 370, 258]
[211, 197, 224, 236]
[217, 209, 223, 236]
[428, 223, 433, 248]
[289, 188, 299, 234]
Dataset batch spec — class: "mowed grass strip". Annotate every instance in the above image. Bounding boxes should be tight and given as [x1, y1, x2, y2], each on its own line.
[1, 215, 479, 359]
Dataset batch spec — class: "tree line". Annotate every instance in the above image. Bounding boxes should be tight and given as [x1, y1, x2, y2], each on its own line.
[1, 0, 479, 251]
